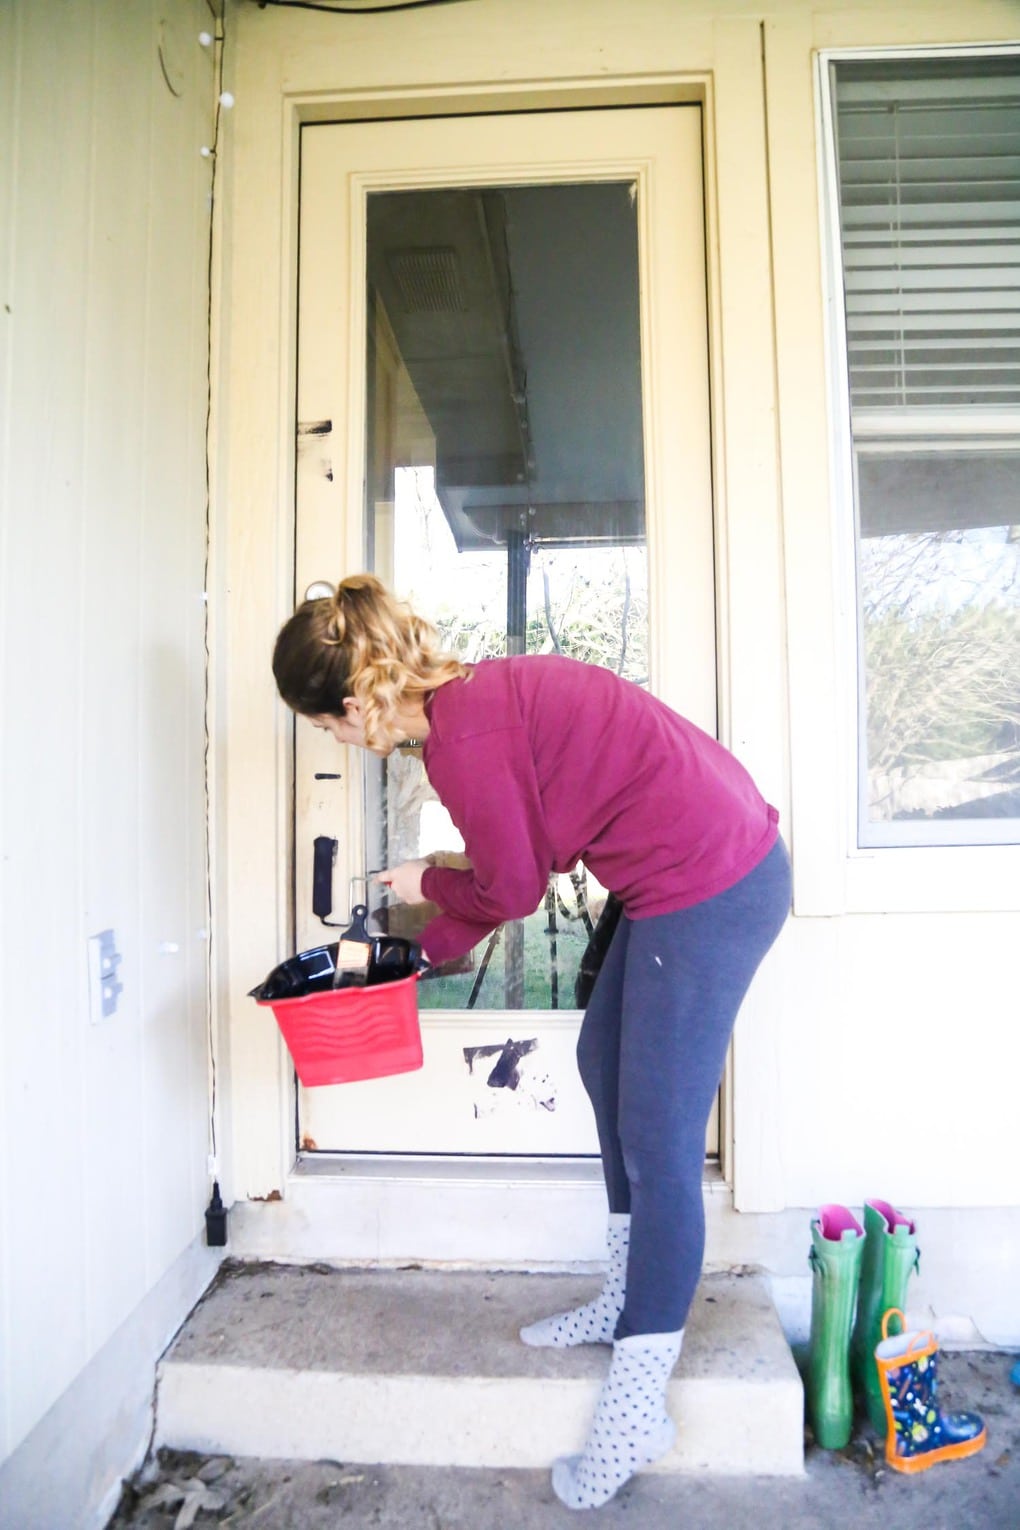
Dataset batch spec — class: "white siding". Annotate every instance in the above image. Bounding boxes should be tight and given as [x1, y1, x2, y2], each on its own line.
[0, 0, 216, 1472]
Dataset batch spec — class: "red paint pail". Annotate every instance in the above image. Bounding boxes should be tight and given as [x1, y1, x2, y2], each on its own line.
[257, 972, 423, 1087]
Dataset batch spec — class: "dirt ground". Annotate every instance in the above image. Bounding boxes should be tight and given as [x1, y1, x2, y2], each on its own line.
[107, 1350, 1020, 1530]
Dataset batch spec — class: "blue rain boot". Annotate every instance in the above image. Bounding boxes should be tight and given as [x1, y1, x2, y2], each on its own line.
[875, 1308, 986, 1473]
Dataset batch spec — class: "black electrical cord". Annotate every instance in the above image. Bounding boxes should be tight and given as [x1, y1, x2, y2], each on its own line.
[202, 19, 227, 1182]
[256, 0, 473, 14]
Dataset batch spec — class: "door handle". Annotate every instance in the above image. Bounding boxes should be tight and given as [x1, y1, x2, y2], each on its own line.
[312, 835, 343, 926]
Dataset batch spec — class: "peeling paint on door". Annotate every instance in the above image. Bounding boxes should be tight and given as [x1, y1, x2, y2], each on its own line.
[463, 1037, 557, 1117]
[297, 418, 334, 481]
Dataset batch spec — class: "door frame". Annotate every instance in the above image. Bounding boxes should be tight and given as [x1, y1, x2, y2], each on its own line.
[218, 38, 790, 1227]
[292, 104, 717, 1162]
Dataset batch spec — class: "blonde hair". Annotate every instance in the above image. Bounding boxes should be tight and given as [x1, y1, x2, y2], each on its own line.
[272, 573, 468, 751]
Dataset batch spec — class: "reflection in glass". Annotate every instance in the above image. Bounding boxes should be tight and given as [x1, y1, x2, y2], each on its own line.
[856, 449, 1020, 837]
[362, 182, 647, 1006]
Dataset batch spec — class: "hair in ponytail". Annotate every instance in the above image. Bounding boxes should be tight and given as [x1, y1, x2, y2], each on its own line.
[272, 573, 468, 751]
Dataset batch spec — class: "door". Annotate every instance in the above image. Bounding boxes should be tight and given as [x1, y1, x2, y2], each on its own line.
[294, 106, 716, 1158]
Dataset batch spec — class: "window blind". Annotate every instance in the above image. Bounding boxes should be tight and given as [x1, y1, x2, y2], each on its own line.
[832, 58, 1020, 411]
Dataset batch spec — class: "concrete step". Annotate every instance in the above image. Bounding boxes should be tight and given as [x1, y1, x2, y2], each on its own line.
[155, 1265, 804, 1477]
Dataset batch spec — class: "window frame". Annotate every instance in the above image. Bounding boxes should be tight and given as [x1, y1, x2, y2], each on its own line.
[815, 43, 1020, 911]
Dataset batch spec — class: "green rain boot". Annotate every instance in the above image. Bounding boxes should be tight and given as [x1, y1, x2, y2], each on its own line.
[807, 1204, 864, 1449]
[850, 1199, 920, 1435]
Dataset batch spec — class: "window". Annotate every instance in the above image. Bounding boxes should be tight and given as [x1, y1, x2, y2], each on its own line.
[362, 181, 648, 1008]
[829, 55, 1020, 847]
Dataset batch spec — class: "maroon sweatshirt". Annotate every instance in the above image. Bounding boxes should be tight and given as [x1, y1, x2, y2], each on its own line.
[418, 655, 778, 966]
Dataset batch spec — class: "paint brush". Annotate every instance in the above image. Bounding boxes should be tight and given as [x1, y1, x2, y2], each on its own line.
[332, 902, 373, 987]
[333, 936, 370, 984]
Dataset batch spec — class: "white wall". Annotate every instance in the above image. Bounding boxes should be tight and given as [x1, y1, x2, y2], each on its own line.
[0, 0, 219, 1515]
[760, 3, 1020, 1220]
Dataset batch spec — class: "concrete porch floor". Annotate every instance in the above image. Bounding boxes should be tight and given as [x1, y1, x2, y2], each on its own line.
[107, 1378, 1020, 1530]
[107, 1261, 1020, 1528]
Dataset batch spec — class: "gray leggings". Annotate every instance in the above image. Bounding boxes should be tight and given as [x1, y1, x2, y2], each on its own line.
[577, 838, 791, 1339]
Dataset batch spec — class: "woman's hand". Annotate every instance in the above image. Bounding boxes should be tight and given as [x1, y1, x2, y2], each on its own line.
[375, 858, 432, 905]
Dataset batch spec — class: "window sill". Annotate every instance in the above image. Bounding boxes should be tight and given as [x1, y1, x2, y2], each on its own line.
[843, 843, 1020, 914]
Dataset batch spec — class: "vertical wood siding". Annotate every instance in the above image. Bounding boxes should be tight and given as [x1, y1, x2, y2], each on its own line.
[0, 0, 215, 1461]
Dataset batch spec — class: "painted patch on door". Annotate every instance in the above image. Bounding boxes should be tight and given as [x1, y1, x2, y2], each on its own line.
[463, 1038, 557, 1118]
[297, 418, 334, 481]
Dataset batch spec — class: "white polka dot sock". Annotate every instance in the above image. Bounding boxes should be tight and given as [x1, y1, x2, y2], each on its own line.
[550, 1328, 684, 1510]
[520, 1215, 630, 1347]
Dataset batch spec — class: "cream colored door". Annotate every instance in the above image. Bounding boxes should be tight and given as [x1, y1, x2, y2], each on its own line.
[294, 106, 715, 1157]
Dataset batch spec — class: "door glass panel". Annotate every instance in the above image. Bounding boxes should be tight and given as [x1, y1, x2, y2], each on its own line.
[363, 182, 647, 1009]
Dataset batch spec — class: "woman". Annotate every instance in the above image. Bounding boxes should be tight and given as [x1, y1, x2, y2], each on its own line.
[273, 572, 791, 1510]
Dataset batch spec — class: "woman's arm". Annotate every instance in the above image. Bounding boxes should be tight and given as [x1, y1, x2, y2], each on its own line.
[421, 727, 553, 928]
